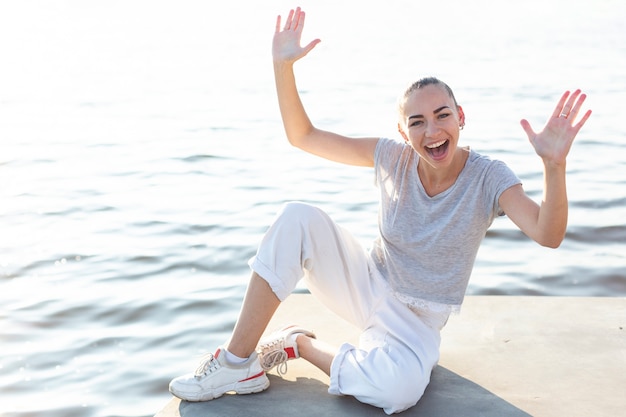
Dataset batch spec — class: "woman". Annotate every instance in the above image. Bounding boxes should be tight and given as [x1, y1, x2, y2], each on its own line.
[169, 7, 591, 414]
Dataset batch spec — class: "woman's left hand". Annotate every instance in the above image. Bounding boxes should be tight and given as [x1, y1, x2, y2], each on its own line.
[520, 89, 592, 166]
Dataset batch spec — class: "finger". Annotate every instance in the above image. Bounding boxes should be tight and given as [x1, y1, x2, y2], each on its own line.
[275, 15, 281, 34]
[573, 109, 593, 132]
[302, 38, 322, 55]
[566, 92, 586, 121]
[284, 9, 295, 30]
[562, 89, 582, 116]
[293, 7, 303, 31]
[520, 119, 535, 140]
[552, 90, 570, 119]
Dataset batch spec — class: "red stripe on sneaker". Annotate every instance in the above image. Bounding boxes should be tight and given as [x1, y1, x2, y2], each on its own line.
[285, 346, 296, 359]
[240, 371, 265, 382]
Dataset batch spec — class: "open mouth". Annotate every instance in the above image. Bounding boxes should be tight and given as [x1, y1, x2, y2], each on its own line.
[425, 139, 449, 160]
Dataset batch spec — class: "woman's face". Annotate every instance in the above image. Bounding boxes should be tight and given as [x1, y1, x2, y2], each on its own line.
[398, 84, 465, 170]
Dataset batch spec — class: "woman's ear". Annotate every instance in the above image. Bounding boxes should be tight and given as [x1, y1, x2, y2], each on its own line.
[458, 105, 466, 129]
[398, 122, 409, 143]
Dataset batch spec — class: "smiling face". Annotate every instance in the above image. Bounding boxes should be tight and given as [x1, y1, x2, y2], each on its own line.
[398, 82, 465, 172]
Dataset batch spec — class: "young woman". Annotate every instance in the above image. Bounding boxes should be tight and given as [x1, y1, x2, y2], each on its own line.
[169, 7, 591, 414]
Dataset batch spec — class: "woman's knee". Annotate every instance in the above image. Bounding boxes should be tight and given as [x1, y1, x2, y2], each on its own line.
[339, 349, 430, 414]
[276, 201, 324, 226]
[274, 202, 335, 248]
[371, 365, 430, 414]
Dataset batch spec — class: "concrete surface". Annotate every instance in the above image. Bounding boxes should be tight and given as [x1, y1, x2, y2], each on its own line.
[155, 295, 625, 416]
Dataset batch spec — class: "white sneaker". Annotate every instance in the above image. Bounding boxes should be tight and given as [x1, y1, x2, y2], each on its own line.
[257, 325, 316, 375]
[169, 346, 269, 402]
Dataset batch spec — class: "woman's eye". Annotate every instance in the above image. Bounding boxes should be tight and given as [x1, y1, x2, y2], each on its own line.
[438, 113, 450, 119]
[410, 120, 423, 127]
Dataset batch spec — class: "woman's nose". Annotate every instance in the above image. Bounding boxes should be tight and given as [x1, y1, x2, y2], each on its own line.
[425, 121, 441, 137]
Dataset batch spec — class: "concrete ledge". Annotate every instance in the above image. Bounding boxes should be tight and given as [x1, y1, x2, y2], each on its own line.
[155, 295, 626, 416]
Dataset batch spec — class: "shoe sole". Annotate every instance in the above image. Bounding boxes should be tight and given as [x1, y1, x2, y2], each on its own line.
[170, 374, 270, 402]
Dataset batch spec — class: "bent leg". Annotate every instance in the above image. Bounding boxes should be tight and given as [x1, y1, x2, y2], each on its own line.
[246, 202, 378, 375]
[226, 201, 367, 361]
[227, 201, 368, 360]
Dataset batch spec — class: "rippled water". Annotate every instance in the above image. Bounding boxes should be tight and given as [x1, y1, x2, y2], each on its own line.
[1, 0, 625, 416]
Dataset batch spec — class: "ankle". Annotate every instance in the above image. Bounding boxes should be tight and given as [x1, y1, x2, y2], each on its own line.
[294, 333, 312, 357]
[225, 343, 255, 360]
[224, 348, 248, 364]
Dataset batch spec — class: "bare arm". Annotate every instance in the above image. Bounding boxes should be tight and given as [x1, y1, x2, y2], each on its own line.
[500, 90, 592, 248]
[272, 8, 378, 167]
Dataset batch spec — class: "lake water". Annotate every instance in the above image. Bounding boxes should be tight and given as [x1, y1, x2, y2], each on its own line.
[1, 0, 624, 416]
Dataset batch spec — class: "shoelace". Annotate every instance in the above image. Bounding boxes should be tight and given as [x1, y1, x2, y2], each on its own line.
[260, 349, 289, 375]
[194, 353, 220, 379]
[259, 339, 289, 375]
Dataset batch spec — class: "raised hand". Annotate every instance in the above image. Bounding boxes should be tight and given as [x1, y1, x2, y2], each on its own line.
[520, 90, 592, 166]
[272, 7, 321, 65]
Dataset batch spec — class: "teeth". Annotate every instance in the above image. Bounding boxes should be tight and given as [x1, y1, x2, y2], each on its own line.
[426, 140, 446, 149]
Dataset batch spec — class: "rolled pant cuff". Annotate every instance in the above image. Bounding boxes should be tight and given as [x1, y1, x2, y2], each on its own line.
[248, 256, 292, 302]
[328, 342, 355, 396]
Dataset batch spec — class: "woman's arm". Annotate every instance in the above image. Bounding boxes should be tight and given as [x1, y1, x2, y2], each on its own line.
[500, 90, 592, 248]
[272, 8, 379, 167]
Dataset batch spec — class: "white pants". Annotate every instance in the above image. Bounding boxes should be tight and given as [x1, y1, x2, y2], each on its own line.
[249, 202, 447, 414]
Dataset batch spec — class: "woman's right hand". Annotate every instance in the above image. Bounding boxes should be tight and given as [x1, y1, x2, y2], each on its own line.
[272, 7, 321, 65]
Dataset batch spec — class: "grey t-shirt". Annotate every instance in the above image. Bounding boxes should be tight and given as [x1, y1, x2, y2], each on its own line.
[371, 138, 521, 310]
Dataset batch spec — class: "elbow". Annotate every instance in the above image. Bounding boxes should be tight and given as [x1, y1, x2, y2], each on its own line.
[531, 218, 567, 248]
[284, 131, 301, 148]
[284, 125, 316, 150]
[537, 232, 565, 249]
[288, 138, 309, 153]
[541, 240, 562, 249]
